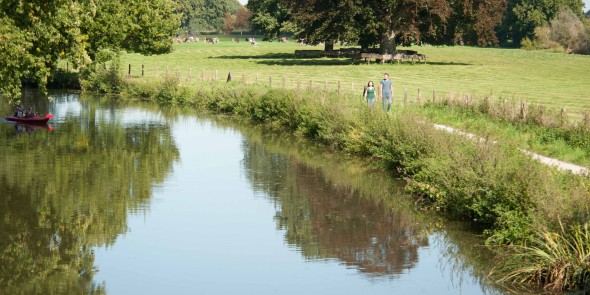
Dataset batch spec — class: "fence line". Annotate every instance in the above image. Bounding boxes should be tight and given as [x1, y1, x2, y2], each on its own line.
[53, 62, 590, 127]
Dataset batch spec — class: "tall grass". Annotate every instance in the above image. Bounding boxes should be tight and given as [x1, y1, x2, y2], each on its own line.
[494, 222, 590, 291]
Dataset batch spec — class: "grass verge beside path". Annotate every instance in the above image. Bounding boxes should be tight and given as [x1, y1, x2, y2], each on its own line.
[416, 103, 590, 167]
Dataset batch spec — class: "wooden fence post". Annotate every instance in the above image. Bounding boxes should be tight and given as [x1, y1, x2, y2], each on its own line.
[417, 88, 422, 104]
[520, 100, 528, 122]
[560, 108, 567, 127]
[432, 90, 436, 103]
[242, 73, 246, 84]
[215, 70, 218, 81]
[337, 81, 341, 95]
[165, 66, 168, 79]
[141, 65, 144, 77]
[404, 88, 408, 105]
[269, 76, 272, 87]
[189, 68, 192, 81]
[282, 76, 286, 88]
[297, 80, 301, 92]
[227, 72, 232, 82]
[351, 82, 354, 94]
[583, 112, 590, 129]
[128, 64, 131, 78]
[309, 80, 312, 90]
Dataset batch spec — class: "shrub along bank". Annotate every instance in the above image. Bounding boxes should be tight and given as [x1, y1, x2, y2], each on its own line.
[83, 72, 590, 291]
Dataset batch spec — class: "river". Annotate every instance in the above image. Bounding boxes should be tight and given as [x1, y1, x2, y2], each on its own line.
[0, 92, 506, 294]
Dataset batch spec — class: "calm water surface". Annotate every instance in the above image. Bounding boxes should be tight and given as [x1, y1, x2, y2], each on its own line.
[0, 92, 505, 294]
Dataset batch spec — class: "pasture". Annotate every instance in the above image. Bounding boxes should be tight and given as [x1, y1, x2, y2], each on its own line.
[119, 38, 590, 114]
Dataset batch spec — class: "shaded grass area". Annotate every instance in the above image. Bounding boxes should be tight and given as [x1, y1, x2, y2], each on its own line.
[113, 40, 590, 114]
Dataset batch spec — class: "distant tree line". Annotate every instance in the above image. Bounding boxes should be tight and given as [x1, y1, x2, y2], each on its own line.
[174, 0, 251, 35]
[247, 0, 588, 53]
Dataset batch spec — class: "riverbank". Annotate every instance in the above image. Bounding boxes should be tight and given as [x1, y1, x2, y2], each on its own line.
[85, 72, 590, 291]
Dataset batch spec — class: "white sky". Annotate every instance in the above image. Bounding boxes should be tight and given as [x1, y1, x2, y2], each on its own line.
[238, 0, 247, 5]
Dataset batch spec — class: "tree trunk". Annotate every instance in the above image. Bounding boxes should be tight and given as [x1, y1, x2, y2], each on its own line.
[324, 40, 334, 52]
[380, 31, 396, 54]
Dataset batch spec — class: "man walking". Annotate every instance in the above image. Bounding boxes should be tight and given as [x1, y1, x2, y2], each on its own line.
[379, 73, 394, 112]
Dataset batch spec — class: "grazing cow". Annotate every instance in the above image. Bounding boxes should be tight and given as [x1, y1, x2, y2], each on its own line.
[206, 37, 219, 44]
[279, 37, 288, 43]
[297, 38, 306, 46]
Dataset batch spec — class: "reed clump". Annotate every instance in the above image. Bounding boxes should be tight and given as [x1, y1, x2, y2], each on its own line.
[493, 222, 590, 291]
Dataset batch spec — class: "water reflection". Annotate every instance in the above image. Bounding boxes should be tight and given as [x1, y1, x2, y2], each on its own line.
[236, 126, 503, 293]
[0, 93, 179, 293]
[242, 136, 427, 277]
[0, 93, 507, 294]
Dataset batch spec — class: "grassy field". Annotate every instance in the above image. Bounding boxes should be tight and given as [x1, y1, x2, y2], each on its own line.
[117, 38, 590, 114]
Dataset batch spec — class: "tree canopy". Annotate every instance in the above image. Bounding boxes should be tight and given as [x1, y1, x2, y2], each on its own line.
[0, 0, 180, 103]
[497, 0, 584, 46]
[247, 0, 295, 40]
[249, 0, 586, 51]
[175, 0, 242, 34]
[252, 0, 504, 52]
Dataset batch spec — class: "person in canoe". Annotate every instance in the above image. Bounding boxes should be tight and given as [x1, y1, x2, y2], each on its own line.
[14, 105, 24, 117]
[25, 107, 37, 118]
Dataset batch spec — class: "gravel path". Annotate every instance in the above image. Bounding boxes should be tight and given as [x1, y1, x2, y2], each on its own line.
[432, 124, 590, 175]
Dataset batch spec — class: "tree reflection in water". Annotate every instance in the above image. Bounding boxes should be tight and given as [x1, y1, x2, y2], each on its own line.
[241, 137, 428, 277]
[0, 95, 179, 294]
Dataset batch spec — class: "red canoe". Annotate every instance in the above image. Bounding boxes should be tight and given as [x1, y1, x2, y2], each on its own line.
[5, 114, 53, 125]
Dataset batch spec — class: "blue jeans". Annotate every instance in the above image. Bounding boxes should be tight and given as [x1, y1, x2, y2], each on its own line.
[382, 93, 392, 111]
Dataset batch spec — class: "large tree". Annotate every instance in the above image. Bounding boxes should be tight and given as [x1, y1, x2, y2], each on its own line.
[233, 5, 252, 35]
[0, 0, 180, 103]
[247, 0, 295, 40]
[445, 0, 508, 46]
[366, 0, 452, 54]
[285, 0, 506, 53]
[497, 0, 584, 46]
[283, 0, 363, 51]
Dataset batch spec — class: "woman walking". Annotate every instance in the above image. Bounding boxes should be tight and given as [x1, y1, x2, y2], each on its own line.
[364, 81, 376, 107]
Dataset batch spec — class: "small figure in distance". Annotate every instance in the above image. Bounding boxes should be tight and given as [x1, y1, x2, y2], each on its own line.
[379, 73, 394, 112]
[364, 81, 376, 108]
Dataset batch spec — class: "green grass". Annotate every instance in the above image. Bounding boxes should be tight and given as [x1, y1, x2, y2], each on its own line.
[415, 104, 590, 167]
[115, 39, 590, 114]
